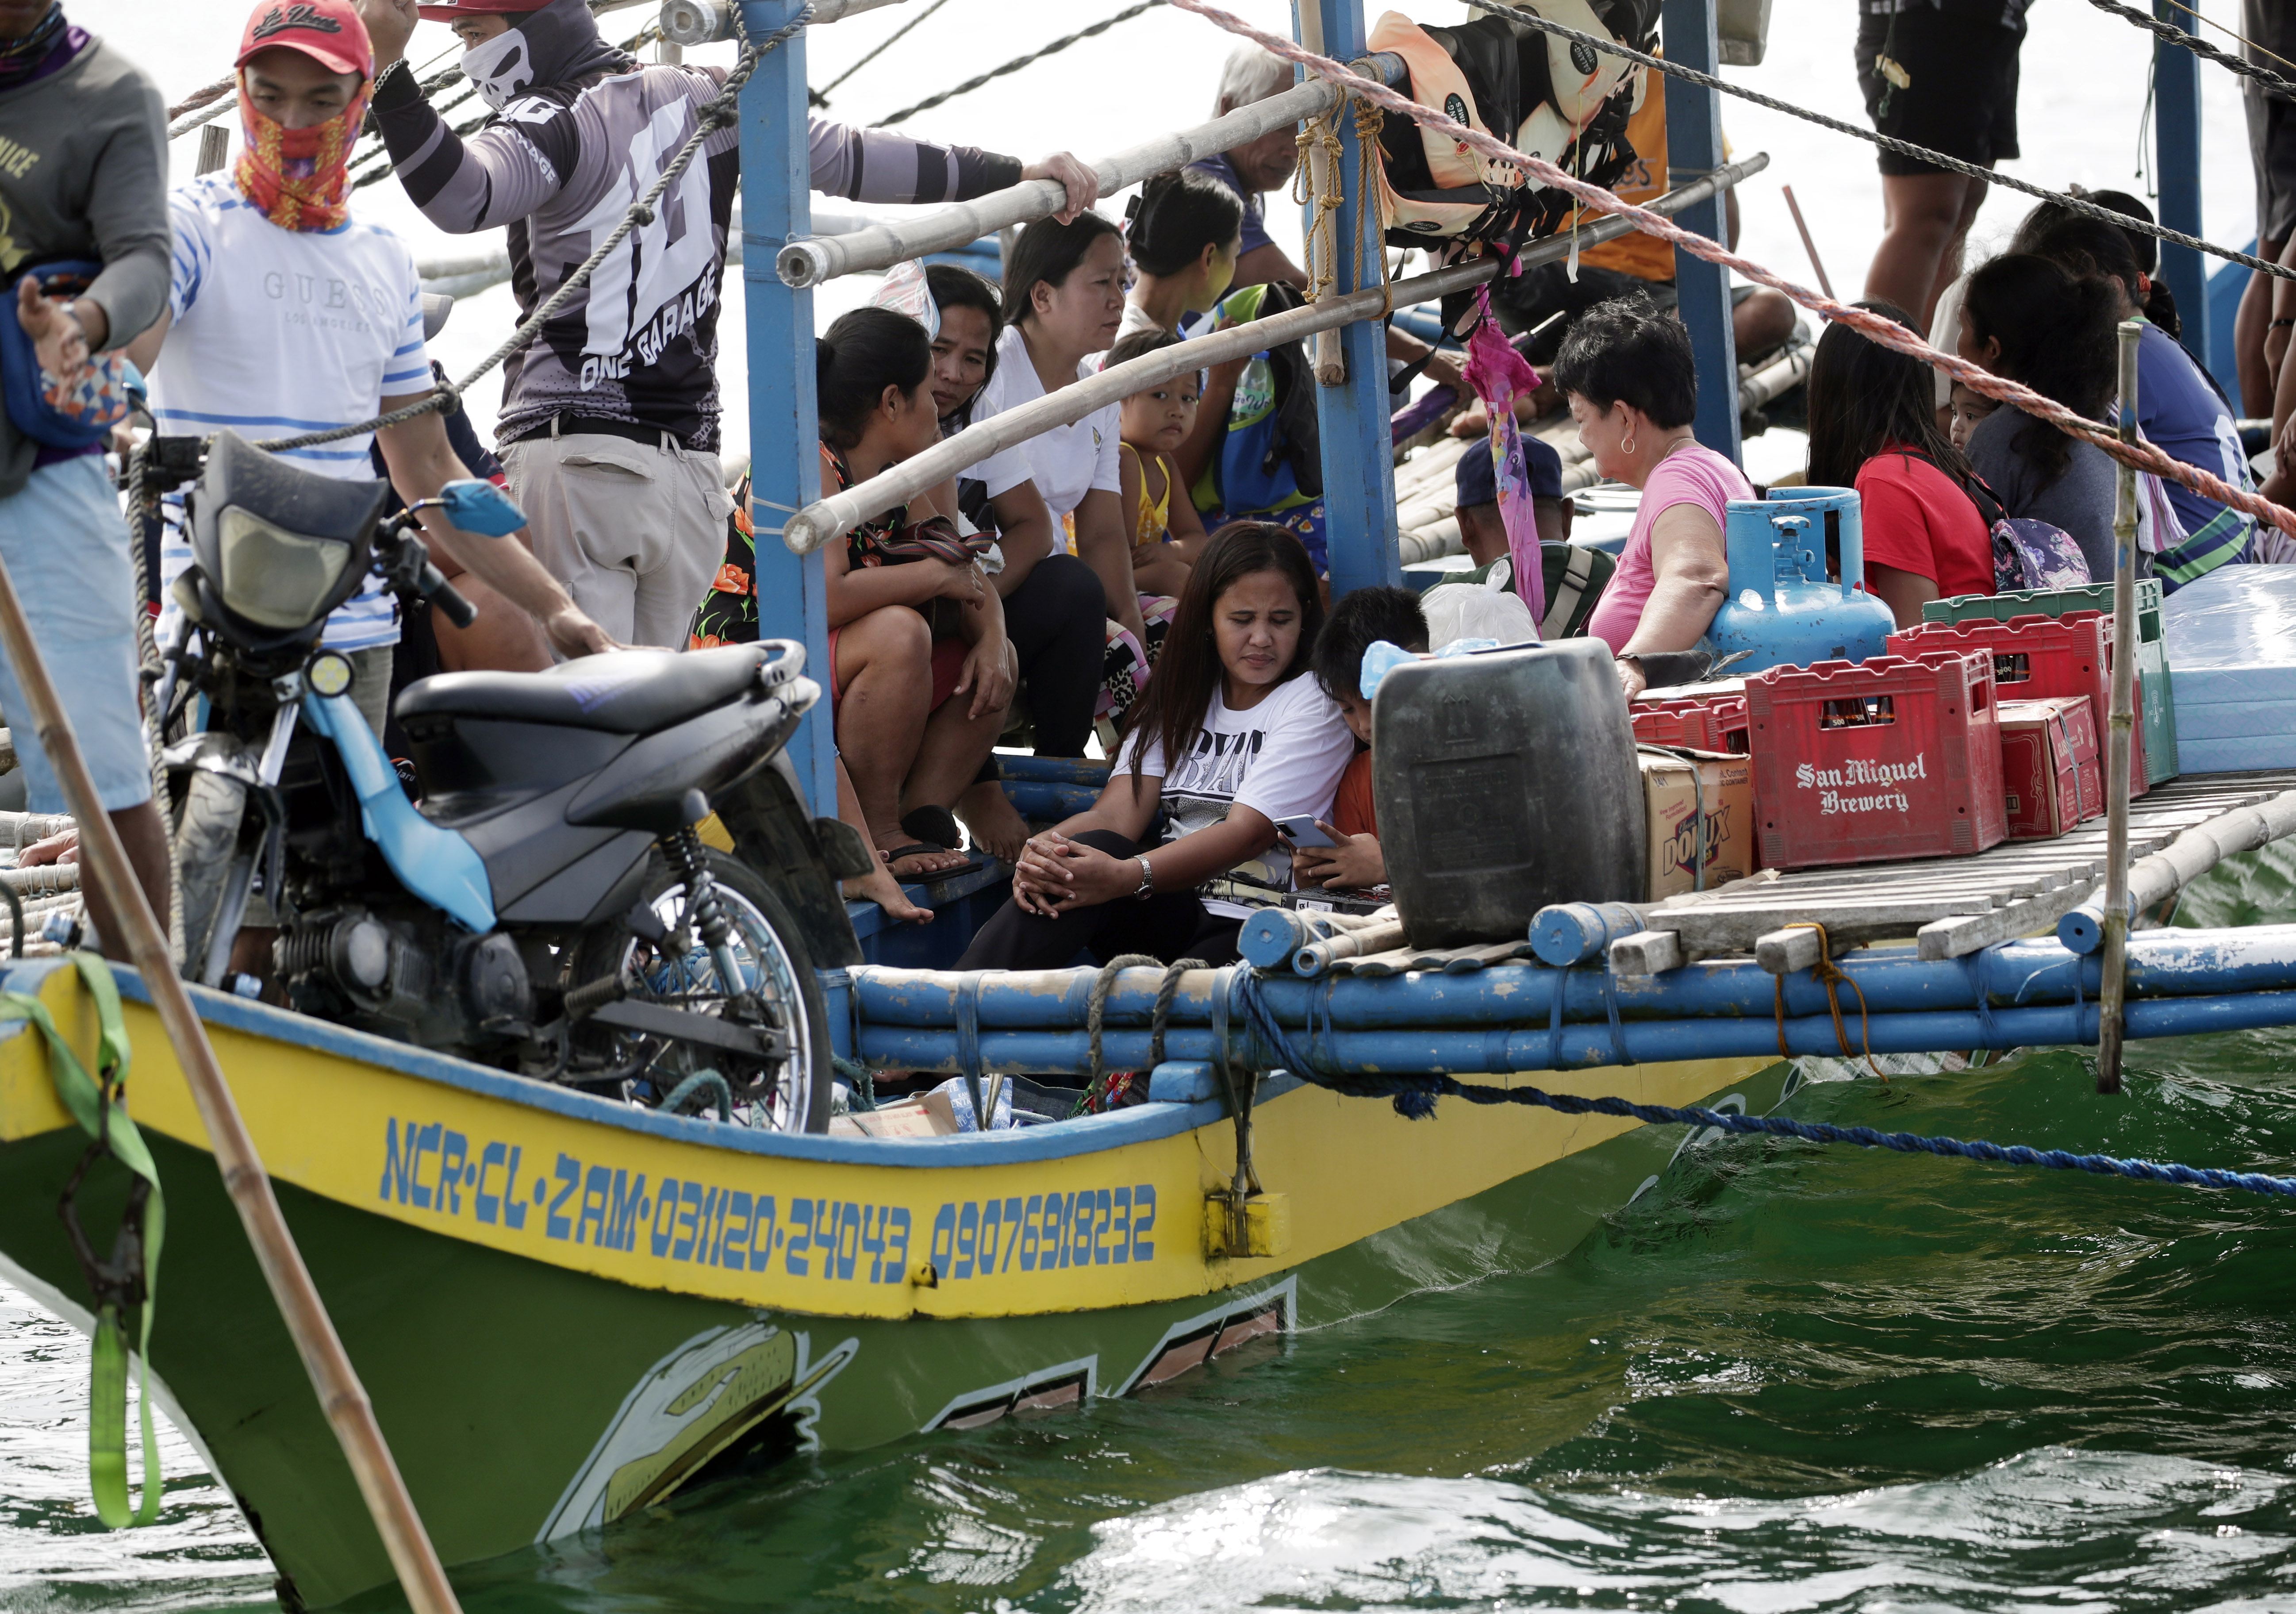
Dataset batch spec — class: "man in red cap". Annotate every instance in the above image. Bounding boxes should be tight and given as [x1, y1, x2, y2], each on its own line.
[357, 0, 1097, 647]
[128, 0, 618, 708]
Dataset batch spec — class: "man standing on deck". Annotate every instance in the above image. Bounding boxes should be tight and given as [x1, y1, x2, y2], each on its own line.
[0, 0, 172, 957]
[128, 0, 621, 719]
[356, 0, 1101, 647]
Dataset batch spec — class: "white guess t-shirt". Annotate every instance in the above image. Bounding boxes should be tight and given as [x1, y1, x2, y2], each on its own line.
[973, 324, 1121, 523]
[151, 176, 432, 652]
[1119, 673, 1357, 917]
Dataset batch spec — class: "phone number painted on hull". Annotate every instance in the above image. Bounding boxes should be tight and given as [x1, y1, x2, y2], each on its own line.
[376, 1117, 1158, 1291]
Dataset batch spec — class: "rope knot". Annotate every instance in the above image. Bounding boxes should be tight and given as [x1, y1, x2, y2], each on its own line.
[1770, 922, 1888, 1080]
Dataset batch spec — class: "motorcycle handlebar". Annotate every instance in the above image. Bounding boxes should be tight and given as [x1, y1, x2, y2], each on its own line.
[426, 569, 478, 630]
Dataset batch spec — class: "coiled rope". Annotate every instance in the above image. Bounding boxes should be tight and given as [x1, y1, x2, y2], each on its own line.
[252, 3, 810, 456]
[1450, 0, 2296, 287]
[2084, 0, 2296, 102]
[873, 0, 1166, 128]
[1166, 0, 2296, 541]
[1222, 970, 2296, 1201]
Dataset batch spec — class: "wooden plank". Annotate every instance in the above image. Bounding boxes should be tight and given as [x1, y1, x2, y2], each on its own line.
[1916, 881, 2097, 959]
[1610, 929, 1684, 975]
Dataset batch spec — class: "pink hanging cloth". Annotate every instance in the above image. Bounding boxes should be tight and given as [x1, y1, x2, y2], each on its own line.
[1459, 284, 1548, 632]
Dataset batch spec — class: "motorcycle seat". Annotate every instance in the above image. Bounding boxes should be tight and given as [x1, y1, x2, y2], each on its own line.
[397, 645, 773, 735]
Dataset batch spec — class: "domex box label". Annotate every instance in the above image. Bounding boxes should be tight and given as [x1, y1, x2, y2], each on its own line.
[1638, 748, 1756, 898]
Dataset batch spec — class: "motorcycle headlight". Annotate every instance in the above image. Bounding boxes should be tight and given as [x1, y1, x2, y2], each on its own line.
[217, 505, 352, 630]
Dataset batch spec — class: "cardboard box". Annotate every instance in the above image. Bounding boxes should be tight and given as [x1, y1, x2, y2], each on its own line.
[1997, 696, 2103, 840]
[828, 1099, 956, 1139]
[1637, 747, 1757, 898]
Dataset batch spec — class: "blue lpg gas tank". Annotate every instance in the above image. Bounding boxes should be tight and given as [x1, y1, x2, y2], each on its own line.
[1705, 486, 1898, 673]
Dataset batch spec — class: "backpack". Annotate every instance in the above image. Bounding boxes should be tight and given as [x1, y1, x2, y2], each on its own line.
[1193, 281, 1324, 516]
[1366, 4, 1656, 257]
[1901, 449, 2091, 592]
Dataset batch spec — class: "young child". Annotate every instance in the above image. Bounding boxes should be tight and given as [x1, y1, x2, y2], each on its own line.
[1948, 378, 2000, 452]
[1289, 586, 1429, 892]
[1111, 328, 1212, 598]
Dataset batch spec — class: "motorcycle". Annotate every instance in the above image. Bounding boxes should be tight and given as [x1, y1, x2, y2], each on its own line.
[144, 428, 873, 1132]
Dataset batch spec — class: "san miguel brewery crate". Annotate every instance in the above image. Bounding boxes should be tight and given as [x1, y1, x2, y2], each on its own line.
[1923, 583, 2176, 784]
[1998, 695, 2103, 839]
[1745, 650, 2007, 869]
[1631, 693, 1751, 755]
[1887, 613, 2150, 797]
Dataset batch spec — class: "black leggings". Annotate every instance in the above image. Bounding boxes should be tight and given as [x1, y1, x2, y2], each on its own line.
[1000, 552, 1105, 757]
[955, 831, 1244, 971]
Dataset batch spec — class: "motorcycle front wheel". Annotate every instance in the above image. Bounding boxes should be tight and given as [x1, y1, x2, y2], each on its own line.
[570, 848, 832, 1134]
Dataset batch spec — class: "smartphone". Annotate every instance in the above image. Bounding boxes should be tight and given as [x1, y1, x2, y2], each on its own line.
[1275, 815, 1338, 848]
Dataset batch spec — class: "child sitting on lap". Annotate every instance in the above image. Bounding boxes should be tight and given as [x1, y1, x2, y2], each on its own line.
[1288, 586, 1428, 894]
[1111, 329, 1211, 599]
[1947, 379, 1997, 452]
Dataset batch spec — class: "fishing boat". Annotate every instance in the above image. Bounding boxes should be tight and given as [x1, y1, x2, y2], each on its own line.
[8, 0, 2296, 1606]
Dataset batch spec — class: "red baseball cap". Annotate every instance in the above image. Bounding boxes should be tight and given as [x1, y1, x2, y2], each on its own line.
[235, 0, 374, 78]
[414, 0, 553, 21]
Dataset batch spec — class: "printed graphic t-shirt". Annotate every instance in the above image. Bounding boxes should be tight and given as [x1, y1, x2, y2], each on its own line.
[1585, 442, 1753, 654]
[1856, 447, 1994, 598]
[151, 175, 430, 651]
[1119, 672, 1357, 917]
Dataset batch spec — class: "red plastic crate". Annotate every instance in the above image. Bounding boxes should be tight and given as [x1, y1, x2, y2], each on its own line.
[1631, 694, 1751, 754]
[1887, 611, 2149, 796]
[1746, 649, 2007, 869]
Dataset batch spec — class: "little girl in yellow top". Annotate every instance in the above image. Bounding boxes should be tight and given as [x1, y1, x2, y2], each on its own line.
[1111, 327, 1210, 599]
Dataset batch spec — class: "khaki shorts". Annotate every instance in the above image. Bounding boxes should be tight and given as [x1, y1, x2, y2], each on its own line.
[498, 424, 733, 649]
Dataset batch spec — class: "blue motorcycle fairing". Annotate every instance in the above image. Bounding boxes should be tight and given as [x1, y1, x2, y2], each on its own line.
[302, 690, 496, 933]
[438, 478, 527, 538]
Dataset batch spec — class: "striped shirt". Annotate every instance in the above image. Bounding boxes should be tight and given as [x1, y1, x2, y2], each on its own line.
[150, 175, 427, 651]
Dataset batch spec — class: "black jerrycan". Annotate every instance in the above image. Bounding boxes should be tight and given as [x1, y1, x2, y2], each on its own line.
[1371, 639, 1645, 948]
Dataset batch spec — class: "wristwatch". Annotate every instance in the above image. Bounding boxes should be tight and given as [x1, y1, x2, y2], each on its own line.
[1133, 856, 1155, 900]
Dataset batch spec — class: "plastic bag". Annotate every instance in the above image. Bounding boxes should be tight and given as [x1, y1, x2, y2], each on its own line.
[1422, 565, 1539, 648]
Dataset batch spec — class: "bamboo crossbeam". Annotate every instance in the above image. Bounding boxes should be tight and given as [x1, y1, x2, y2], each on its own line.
[2060, 789, 2296, 953]
[0, 559, 461, 1604]
[659, 0, 903, 46]
[774, 76, 1344, 288]
[2099, 320, 2143, 1090]
[779, 155, 1769, 553]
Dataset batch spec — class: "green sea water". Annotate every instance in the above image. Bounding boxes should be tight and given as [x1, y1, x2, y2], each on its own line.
[11, 854, 2296, 1612]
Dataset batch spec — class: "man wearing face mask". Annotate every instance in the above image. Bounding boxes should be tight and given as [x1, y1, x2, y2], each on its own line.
[357, 0, 1099, 649]
[0, 0, 173, 955]
[128, 0, 619, 724]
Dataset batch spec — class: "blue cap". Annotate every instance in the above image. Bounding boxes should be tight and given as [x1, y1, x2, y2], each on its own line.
[1455, 434, 1564, 510]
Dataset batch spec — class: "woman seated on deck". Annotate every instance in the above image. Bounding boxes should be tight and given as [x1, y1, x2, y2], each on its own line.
[1554, 299, 1753, 699]
[1956, 254, 2124, 581]
[1118, 167, 1244, 343]
[920, 264, 1111, 763]
[815, 308, 1026, 874]
[979, 213, 1147, 652]
[1804, 302, 1997, 626]
[954, 523, 1356, 971]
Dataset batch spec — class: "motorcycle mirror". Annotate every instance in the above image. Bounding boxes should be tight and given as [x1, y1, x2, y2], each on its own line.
[438, 478, 526, 538]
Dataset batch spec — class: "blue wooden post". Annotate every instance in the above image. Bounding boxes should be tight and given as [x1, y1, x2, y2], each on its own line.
[2154, 0, 2209, 360]
[1301, 0, 1401, 597]
[739, 0, 834, 815]
[1660, 0, 1740, 463]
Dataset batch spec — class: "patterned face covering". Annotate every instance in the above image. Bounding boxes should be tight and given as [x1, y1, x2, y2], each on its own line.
[0, 2, 68, 87]
[232, 70, 368, 232]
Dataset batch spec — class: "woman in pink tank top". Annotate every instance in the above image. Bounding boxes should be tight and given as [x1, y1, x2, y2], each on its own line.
[1556, 301, 1752, 698]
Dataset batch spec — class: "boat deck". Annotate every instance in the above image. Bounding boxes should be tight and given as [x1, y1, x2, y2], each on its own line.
[1621, 770, 2296, 971]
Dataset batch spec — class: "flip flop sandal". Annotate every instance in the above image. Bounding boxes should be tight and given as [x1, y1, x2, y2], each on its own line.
[883, 843, 983, 881]
[900, 805, 966, 851]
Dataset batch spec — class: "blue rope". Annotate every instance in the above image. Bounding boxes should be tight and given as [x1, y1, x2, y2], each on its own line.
[1228, 972, 2296, 1200]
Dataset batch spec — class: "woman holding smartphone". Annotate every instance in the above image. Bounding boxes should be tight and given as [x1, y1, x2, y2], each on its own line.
[955, 523, 1356, 969]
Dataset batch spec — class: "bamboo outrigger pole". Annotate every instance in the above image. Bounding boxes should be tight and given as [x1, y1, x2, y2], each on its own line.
[0, 559, 463, 1613]
[2098, 318, 2143, 1094]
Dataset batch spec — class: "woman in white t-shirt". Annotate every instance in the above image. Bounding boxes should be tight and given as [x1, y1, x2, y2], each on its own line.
[975, 212, 1147, 647]
[956, 523, 1356, 969]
